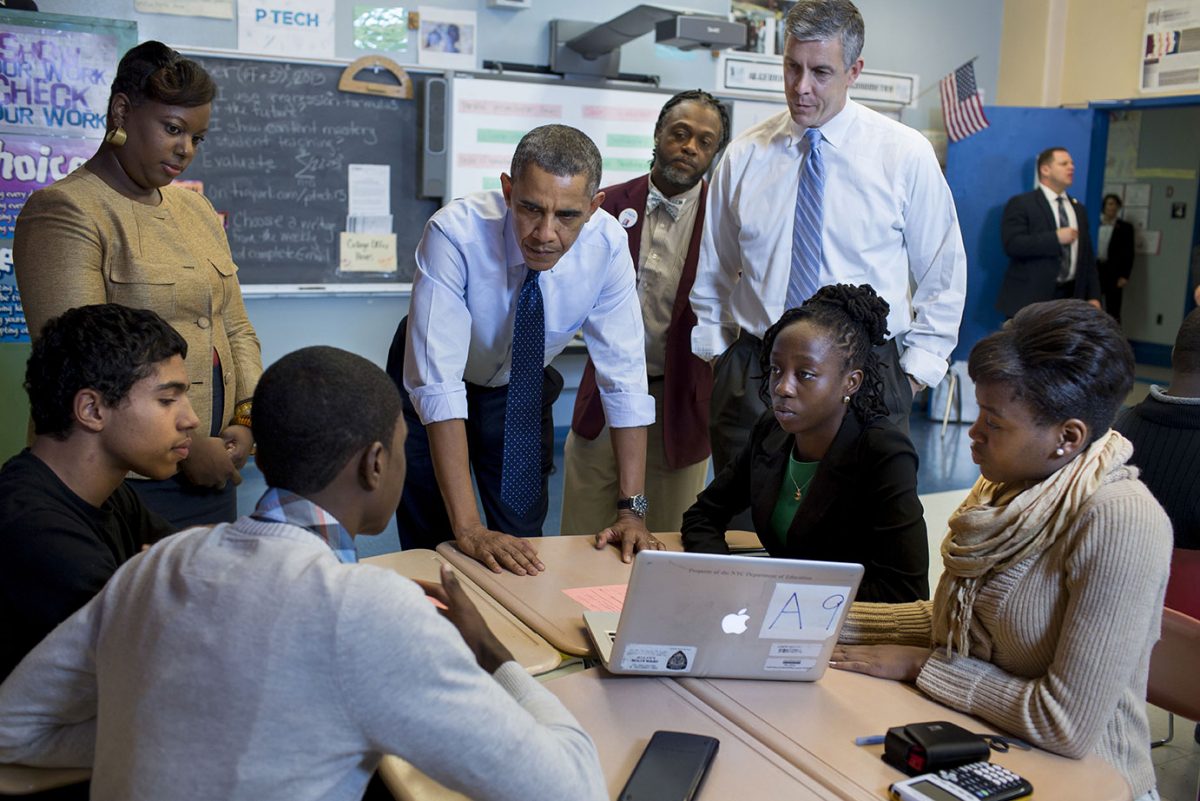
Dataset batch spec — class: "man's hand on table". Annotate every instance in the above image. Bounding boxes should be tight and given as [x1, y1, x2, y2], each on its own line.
[593, 512, 666, 563]
[457, 523, 545, 576]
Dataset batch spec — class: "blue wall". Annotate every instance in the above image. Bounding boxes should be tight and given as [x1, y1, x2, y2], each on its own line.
[945, 106, 1098, 361]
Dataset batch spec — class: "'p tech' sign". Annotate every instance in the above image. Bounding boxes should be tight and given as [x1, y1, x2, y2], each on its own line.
[239, 1, 335, 59]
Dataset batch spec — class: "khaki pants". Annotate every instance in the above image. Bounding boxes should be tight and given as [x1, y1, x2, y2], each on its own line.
[561, 379, 709, 534]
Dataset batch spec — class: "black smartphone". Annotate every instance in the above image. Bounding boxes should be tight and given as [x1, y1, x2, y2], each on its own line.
[618, 730, 720, 801]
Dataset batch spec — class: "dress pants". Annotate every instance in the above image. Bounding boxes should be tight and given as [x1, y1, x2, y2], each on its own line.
[560, 378, 709, 535]
[386, 316, 562, 551]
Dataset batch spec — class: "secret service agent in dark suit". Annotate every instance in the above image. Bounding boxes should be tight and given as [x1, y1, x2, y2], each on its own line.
[681, 410, 929, 604]
[997, 147, 1101, 319]
[571, 173, 713, 472]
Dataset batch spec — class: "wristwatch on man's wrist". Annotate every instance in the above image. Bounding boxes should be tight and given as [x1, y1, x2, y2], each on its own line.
[617, 494, 648, 519]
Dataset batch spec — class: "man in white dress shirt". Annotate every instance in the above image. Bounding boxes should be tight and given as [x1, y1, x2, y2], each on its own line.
[388, 125, 662, 575]
[690, 0, 967, 476]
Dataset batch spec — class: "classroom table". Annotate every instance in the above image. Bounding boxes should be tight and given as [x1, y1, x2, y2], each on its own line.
[0, 765, 89, 796]
[435, 531, 762, 657]
[679, 667, 1132, 801]
[381, 668, 841, 801]
[362, 549, 561, 675]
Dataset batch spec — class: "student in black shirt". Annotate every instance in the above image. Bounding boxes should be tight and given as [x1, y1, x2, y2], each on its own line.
[0, 304, 197, 680]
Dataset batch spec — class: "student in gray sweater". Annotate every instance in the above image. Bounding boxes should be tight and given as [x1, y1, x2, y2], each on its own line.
[0, 346, 607, 801]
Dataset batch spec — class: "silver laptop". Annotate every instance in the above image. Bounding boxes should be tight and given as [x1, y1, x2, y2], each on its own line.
[584, 550, 863, 681]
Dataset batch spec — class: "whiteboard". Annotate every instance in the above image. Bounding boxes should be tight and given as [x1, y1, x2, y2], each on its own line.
[448, 75, 676, 199]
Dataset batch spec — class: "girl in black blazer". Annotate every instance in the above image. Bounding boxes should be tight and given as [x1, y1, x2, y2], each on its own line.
[682, 284, 928, 603]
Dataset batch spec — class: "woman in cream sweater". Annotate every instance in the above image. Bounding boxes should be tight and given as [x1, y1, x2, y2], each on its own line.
[831, 300, 1172, 801]
[15, 41, 261, 528]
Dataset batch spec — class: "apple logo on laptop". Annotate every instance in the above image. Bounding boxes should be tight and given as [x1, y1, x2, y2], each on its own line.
[721, 608, 750, 634]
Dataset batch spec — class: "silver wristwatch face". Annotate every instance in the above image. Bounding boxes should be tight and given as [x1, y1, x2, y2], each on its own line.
[618, 494, 648, 519]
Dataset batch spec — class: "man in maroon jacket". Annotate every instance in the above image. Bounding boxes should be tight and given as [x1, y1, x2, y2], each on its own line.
[562, 90, 729, 534]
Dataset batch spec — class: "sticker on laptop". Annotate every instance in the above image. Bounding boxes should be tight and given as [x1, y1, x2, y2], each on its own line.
[619, 644, 697, 673]
[768, 642, 822, 658]
[764, 656, 819, 672]
[757, 583, 853, 640]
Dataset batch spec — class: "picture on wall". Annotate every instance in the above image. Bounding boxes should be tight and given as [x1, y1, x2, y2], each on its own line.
[731, 0, 795, 56]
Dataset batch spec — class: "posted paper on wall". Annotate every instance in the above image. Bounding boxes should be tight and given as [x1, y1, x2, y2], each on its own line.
[339, 233, 397, 273]
[136, 0, 233, 19]
[238, 0, 335, 59]
[1142, 1, 1200, 93]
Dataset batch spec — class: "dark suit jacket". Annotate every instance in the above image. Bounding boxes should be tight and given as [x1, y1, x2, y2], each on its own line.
[681, 411, 929, 603]
[1099, 218, 1135, 282]
[570, 175, 713, 468]
[997, 189, 1101, 318]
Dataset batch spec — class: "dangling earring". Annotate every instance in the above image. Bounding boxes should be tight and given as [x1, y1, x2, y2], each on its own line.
[842, 395, 851, 405]
[104, 127, 127, 147]
[1054, 447, 1065, 457]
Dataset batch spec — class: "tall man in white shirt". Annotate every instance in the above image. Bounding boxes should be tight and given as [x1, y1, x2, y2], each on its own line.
[562, 90, 728, 536]
[690, 0, 967, 476]
[997, 147, 1101, 318]
[388, 125, 661, 576]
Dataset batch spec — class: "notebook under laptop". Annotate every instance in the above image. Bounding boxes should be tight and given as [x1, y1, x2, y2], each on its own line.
[584, 550, 863, 681]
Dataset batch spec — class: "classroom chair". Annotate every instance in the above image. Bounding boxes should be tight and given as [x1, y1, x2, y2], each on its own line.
[1165, 548, 1200, 620]
[1147, 607, 1200, 766]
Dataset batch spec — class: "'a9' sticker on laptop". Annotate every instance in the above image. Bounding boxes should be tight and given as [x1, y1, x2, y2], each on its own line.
[757, 583, 852, 640]
[619, 644, 697, 673]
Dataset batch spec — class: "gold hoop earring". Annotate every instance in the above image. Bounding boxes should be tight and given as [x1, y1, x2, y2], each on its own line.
[104, 127, 127, 147]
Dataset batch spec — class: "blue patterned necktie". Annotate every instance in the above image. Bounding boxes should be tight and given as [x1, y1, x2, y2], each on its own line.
[787, 128, 825, 310]
[501, 268, 544, 517]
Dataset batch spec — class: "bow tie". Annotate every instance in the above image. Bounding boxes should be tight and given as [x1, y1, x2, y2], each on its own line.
[646, 190, 685, 221]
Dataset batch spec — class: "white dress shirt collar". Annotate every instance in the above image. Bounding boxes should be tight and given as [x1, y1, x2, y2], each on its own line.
[1038, 181, 1069, 207]
[786, 98, 858, 152]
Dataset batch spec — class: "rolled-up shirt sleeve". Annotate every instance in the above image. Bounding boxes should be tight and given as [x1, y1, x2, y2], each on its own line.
[580, 242, 654, 429]
[405, 221, 473, 424]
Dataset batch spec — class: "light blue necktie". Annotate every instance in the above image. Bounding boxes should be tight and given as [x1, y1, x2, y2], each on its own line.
[787, 128, 825, 310]
[501, 268, 544, 517]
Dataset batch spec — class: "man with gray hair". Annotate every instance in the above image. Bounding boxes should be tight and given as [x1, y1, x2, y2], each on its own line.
[691, 0, 967, 480]
[388, 124, 661, 575]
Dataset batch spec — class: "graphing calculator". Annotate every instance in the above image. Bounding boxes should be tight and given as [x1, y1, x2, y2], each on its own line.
[889, 760, 1033, 801]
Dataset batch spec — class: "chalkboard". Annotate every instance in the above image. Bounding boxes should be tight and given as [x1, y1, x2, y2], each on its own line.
[184, 54, 440, 288]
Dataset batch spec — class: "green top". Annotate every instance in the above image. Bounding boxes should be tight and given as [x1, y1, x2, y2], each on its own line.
[769, 452, 820, 549]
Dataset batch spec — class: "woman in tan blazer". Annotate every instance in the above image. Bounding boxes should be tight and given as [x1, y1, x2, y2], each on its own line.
[14, 41, 261, 528]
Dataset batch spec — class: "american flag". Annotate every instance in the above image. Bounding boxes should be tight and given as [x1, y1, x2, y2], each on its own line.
[940, 60, 989, 143]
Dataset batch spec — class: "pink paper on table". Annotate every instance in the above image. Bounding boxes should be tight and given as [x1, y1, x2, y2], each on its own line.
[562, 584, 627, 612]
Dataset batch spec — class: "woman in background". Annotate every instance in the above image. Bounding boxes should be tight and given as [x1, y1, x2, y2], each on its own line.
[831, 300, 1171, 801]
[682, 283, 928, 603]
[1097, 193, 1135, 322]
[15, 41, 261, 528]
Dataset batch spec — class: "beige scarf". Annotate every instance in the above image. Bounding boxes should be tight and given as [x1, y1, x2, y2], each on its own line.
[937, 430, 1133, 659]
